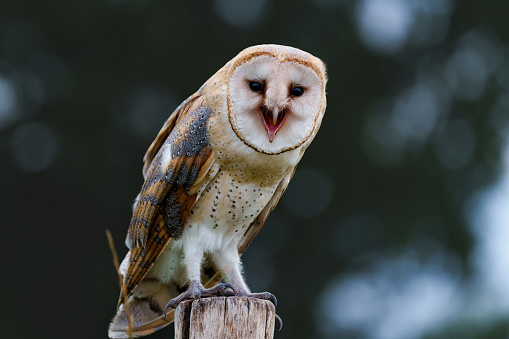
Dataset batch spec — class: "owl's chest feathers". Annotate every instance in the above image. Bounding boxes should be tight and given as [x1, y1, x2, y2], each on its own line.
[176, 145, 294, 253]
[180, 160, 285, 254]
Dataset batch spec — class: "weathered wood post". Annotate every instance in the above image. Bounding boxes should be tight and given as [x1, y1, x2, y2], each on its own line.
[175, 297, 276, 339]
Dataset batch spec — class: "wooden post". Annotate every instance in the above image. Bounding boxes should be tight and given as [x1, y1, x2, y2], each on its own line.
[175, 297, 276, 339]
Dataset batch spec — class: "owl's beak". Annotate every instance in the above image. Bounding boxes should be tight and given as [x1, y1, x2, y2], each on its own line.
[259, 105, 288, 143]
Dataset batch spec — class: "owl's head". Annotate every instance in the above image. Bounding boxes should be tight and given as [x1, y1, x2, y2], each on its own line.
[226, 45, 327, 154]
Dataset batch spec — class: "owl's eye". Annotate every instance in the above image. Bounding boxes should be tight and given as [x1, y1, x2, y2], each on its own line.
[249, 81, 264, 93]
[290, 86, 304, 97]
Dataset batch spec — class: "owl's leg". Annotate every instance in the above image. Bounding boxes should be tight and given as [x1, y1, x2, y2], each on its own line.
[211, 245, 283, 329]
[164, 245, 234, 312]
[211, 244, 277, 306]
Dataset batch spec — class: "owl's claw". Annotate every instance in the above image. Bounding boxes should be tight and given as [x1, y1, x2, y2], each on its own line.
[275, 314, 283, 331]
[238, 291, 277, 307]
[164, 281, 236, 318]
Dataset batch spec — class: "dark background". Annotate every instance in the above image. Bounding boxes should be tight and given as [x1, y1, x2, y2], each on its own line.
[1, 0, 508, 338]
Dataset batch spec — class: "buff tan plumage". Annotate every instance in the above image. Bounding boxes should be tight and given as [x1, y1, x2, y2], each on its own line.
[109, 45, 327, 338]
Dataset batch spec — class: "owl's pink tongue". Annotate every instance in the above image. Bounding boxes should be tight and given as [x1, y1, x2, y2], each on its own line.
[260, 106, 287, 143]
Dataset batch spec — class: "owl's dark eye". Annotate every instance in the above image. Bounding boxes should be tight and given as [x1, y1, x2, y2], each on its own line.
[290, 86, 304, 97]
[249, 81, 264, 93]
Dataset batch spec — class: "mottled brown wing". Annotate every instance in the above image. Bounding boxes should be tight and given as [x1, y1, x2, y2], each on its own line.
[118, 94, 216, 308]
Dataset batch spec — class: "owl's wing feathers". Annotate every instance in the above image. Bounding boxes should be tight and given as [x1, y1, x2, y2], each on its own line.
[118, 94, 216, 308]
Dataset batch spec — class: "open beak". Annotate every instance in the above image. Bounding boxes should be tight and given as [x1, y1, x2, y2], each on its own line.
[259, 105, 289, 143]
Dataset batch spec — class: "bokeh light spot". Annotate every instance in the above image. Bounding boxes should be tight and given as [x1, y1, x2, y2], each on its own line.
[213, 0, 268, 29]
[362, 80, 450, 166]
[469, 141, 509, 313]
[317, 253, 461, 339]
[9, 122, 59, 173]
[355, 0, 413, 54]
[434, 119, 475, 170]
[0, 75, 18, 129]
[112, 86, 177, 142]
[445, 27, 503, 101]
[391, 82, 444, 144]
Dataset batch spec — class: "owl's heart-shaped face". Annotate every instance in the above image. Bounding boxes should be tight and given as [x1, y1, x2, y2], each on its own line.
[227, 47, 326, 155]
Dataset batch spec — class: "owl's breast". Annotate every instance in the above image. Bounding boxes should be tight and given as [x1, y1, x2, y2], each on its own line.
[178, 163, 282, 254]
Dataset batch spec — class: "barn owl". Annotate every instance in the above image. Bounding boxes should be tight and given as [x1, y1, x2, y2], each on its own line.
[109, 44, 327, 338]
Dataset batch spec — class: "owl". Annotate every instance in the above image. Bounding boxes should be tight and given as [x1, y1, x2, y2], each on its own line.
[109, 44, 327, 338]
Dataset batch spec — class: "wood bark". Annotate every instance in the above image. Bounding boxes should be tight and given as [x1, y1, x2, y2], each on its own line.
[175, 297, 275, 339]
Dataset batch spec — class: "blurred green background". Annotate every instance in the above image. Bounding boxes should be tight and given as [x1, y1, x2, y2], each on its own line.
[1, 0, 508, 338]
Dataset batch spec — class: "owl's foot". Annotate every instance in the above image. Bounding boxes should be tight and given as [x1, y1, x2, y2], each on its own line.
[236, 291, 283, 330]
[164, 280, 235, 316]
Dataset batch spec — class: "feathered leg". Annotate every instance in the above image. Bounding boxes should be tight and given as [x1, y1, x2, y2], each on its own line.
[164, 243, 234, 312]
[211, 243, 282, 329]
[211, 244, 277, 306]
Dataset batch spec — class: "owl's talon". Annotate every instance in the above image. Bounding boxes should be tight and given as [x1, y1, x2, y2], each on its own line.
[275, 314, 283, 331]
[237, 291, 277, 307]
[163, 302, 172, 319]
[219, 282, 236, 296]
[266, 293, 277, 307]
[224, 283, 235, 292]
[164, 281, 236, 313]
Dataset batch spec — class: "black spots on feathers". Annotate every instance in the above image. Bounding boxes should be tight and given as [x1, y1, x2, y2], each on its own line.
[163, 191, 184, 238]
[139, 194, 160, 206]
[153, 235, 166, 245]
[170, 106, 212, 159]
[176, 163, 189, 187]
[187, 164, 200, 188]
[164, 170, 175, 183]
[130, 216, 149, 231]
[174, 162, 200, 193]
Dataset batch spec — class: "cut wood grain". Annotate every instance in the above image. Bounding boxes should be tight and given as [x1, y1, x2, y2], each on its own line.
[175, 297, 275, 339]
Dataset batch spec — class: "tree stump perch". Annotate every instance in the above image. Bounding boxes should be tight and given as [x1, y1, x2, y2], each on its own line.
[175, 297, 276, 339]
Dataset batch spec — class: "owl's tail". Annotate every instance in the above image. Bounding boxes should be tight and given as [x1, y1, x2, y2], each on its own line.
[108, 288, 176, 338]
[108, 250, 177, 338]
[108, 252, 223, 338]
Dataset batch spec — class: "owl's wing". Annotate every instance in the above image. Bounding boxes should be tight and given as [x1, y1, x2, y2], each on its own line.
[118, 94, 216, 308]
